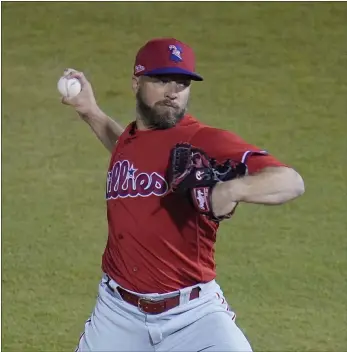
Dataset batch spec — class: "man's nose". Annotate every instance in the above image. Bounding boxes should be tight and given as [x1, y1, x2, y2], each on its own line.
[164, 82, 179, 99]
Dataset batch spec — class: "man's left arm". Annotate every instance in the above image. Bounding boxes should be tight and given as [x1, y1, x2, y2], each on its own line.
[211, 166, 305, 217]
[189, 126, 305, 219]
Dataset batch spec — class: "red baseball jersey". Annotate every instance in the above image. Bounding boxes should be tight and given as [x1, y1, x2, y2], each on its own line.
[102, 114, 285, 293]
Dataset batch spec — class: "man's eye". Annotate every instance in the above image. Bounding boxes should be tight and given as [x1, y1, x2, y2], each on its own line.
[159, 78, 170, 83]
[177, 80, 191, 87]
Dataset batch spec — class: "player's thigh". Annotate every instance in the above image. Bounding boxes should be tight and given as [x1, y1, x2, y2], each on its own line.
[76, 319, 151, 352]
[76, 316, 134, 352]
[199, 312, 253, 352]
[75, 284, 153, 352]
[159, 310, 252, 352]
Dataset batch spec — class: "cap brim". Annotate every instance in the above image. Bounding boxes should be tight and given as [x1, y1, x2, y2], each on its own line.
[143, 67, 203, 81]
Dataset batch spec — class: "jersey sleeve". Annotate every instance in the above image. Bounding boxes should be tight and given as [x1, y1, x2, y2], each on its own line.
[190, 127, 288, 174]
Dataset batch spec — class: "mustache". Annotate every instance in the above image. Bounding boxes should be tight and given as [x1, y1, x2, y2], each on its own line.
[155, 100, 180, 109]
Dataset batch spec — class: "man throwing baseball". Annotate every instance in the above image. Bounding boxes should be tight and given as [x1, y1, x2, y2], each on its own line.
[62, 38, 305, 352]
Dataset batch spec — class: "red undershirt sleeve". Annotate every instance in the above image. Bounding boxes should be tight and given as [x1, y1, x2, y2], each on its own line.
[190, 127, 288, 174]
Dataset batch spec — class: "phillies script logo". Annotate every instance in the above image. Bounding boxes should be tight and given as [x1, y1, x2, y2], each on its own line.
[106, 160, 168, 200]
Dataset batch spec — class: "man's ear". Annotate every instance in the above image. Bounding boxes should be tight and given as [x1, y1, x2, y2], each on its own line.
[132, 75, 140, 94]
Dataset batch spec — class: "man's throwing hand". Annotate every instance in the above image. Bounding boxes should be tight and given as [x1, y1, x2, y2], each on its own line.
[60, 69, 100, 118]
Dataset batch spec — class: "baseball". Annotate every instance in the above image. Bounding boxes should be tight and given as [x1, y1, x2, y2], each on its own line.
[57, 72, 82, 98]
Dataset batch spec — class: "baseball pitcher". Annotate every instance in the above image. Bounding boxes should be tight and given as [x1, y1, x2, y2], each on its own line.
[62, 38, 305, 351]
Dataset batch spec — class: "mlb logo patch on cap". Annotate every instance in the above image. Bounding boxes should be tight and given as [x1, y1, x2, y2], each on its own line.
[135, 65, 145, 74]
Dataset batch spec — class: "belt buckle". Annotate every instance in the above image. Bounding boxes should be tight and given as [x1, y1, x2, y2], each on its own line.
[138, 297, 163, 314]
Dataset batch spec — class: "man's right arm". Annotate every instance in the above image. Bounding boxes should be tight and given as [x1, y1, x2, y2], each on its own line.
[80, 107, 124, 153]
[61, 70, 125, 153]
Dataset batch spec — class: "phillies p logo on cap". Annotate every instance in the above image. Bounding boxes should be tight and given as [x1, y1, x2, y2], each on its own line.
[168, 45, 183, 63]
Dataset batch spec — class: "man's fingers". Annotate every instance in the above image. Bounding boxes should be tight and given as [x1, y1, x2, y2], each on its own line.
[63, 68, 77, 75]
[61, 96, 70, 105]
[61, 96, 76, 105]
[66, 71, 89, 88]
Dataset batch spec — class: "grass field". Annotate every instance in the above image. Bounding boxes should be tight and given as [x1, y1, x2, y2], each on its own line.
[2, 2, 347, 351]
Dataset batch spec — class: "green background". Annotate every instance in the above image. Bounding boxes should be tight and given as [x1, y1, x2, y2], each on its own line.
[2, 2, 346, 351]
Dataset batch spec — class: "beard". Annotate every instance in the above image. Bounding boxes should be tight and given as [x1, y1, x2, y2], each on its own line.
[136, 89, 187, 130]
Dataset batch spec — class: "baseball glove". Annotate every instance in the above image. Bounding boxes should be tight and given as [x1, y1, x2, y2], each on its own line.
[167, 143, 247, 221]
